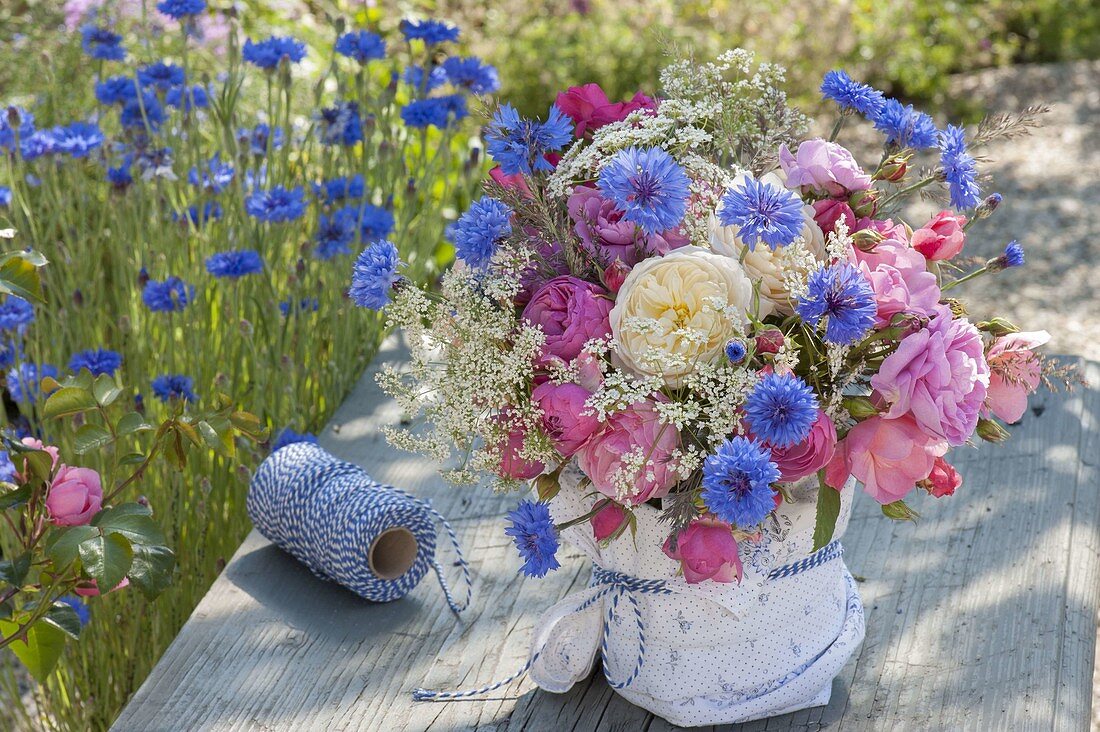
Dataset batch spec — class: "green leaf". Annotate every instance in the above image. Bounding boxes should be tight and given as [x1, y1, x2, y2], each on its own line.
[0, 483, 33, 510]
[0, 252, 46, 304]
[229, 410, 264, 436]
[45, 525, 101, 568]
[197, 419, 235, 459]
[0, 618, 66, 682]
[117, 451, 147, 467]
[882, 500, 920, 522]
[812, 484, 842, 552]
[0, 553, 31, 587]
[73, 423, 113, 455]
[78, 532, 133, 590]
[43, 602, 83, 640]
[128, 545, 175, 600]
[41, 386, 98, 420]
[94, 503, 165, 547]
[92, 373, 123, 407]
[116, 412, 153, 437]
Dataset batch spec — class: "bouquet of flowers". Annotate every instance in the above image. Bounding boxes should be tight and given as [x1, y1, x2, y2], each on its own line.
[355, 50, 1068, 723]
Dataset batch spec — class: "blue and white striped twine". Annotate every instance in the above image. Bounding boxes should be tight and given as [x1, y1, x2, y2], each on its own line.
[247, 442, 472, 613]
[412, 540, 844, 701]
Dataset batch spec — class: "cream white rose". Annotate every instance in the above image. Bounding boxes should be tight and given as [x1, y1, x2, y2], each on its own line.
[710, 172, 826, 315]
[609, 247, 756, 387]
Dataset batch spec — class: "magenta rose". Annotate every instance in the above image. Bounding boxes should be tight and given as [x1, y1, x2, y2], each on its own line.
[567, 186, 688, 266]
[911, 211, 967, 261]
[576, 397, 679, 505]
[516, 235, 571, 306]
[532, 381, 603, 457]
[811, 199, 856, 235]
[871, 307, 990, 446]
[523, 275, 613, 366]
[779, 139, 872, 197]
[662, 517, 742, 584]
[766, 410, 837, 482]
[554, 83, 657, 138]
[984, 330, 1050, 423]
[493, 411, 544, 480]
[825, 415, 941, 504]
[46, 465, 103, 526]
[591, 501, 628, 542]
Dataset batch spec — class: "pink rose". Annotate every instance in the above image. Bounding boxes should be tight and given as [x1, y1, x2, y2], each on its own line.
[493, 411, 544, 480]
[779, 139, 872, 197]
[554, 83, 657, 138]
[859, 260, 941, 327]
[911, 211, 968, 261]
[46, 465, 103, 526]
[574, 351, 605, 392]
[73, 578, 130, 597]
[662, 517, 742, 584]
[567, 186, 688, 266]
[922, 456, 962, 497]
[765, 410, 837, 482]
[489, 165, 532, 198]
[591, 501, 628, 542]
[826, 415, 940, 504]
[523, 276, 613, 366]
[532, 381, 603, 457]
[15, 437, 61, 482]
[576, 397, 679, 505]
[984, 330, 1051, 423]
[871, 307, 990, 446]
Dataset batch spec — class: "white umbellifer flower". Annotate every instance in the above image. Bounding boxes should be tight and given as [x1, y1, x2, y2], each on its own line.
[708, 171, 826, 315]
[609, 247, 754, 387]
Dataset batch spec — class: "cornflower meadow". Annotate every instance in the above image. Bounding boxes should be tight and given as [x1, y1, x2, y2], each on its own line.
[0, 8, 487, 730]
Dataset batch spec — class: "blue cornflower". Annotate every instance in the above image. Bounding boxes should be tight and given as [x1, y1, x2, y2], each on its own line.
[485, 103, 573, 176]
[354, 203, 395, 243]
[242, 123, 284, 155]
[0, 107, 35, 150]
[206, 250, 264, 279]
[95, 76, 139, 105]
[143, 276, 195, 312]
[165, 84, 209, 111]
[313, 174, 365, 204]
[19, 130, 58, 160]
[0, 450, 17, 483]
[58, 595, 91, 627]
[173, 201, 223, 227]
[447, 197, 512, 269]
[245, 185, 306, 223]
[134, 146, 175, 179]
[107, 163, 133, 189]
[744, 373, 819, 448]
[272, 428, 319, 451]
[0, 187, 10, 207]
[69, 348, 123, 377]
[399, 19, 460, 45]
[797, 262, 877, 346]
[53, 122, 104, 158]
[151, 374, 196, 403]
[504, 500, 560, 578]
[120, 92, 165, 130]
[317, 101, 363, 146]
[334, 30, 386, 63]
[137, 62, 186, 91]
[313, 209, 357, 260]
[401, 65, 447, 93]
[440, 56, 500, 95]
[724, 338, 747, 365]
[597, 146, 690, 236]
[400, 97, 458, 129]
[188, 154, 234, 193]
[156, 0, 206, 19]
[1001, 240, 1025, 269]
[872, 98, 938, 150]
[437, 94, 468, 122]
[242, 36, 306, 70]
[6, 362, 59, 405]
[349, 240, 402, 310]
[938, 124, 981, 210]
[279, 298, 319, 317]
[700, 437, 780, 529]
[718, 176, 804, 250]
[81, 25, 126, 61]
[0, 297, 34, 332]
[820, 70, 885, 118]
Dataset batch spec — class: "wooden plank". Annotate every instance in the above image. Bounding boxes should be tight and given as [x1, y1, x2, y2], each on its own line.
[113, 353, 1099, 731]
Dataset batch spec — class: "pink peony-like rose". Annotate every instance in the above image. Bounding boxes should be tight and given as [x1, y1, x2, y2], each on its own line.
[859, 261, 941, 327]
[554, 83, 657, 138]
[779, 139, 872, 197]
[911, 211, 968, 261]
[532, 381, 603, 457]
[591, 501, 628, 541]
[984, 330, 1051, 423]
[576, 397, 679, 505]
[523, 276, 613, 366]
[662, 517, 742, 584]
[826, 415, 941, 504]
[871, 307, 990, 446]
[567, 186, 688, 266]
[765, 410, 837, 482]
[73, 578, 130, 597]
[46, 465, 103, 526]
[493, 411, 544, 480]
[922, 456, 962, 497]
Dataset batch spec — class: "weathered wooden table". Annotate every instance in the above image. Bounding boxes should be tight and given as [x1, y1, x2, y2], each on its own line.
[112, 342, 1100, 731]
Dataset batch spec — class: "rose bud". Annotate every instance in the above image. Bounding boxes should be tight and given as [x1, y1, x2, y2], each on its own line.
[874, 153, 910, 182]
[755, 328, 785, 355]
[591, 501, 628, 542]
[976, 417, 1010, 443]
[848, 188, 879, 218]
[601, 259, 631, 293]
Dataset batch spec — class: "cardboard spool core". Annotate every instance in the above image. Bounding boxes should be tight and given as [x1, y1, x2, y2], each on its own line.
[368, 527, 419, 580]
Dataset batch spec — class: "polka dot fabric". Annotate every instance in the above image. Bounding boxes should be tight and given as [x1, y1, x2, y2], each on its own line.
[529, 464, 865, 727]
